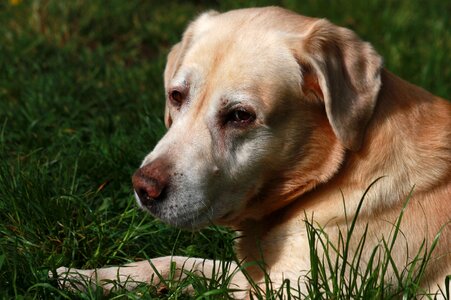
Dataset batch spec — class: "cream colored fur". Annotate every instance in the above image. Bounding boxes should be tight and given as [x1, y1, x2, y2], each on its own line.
[54, 7, 451, 298]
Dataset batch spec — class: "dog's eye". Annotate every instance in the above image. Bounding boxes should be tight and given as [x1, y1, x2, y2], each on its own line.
[169, 89, 184, 107]
[227, 109, 256, 126]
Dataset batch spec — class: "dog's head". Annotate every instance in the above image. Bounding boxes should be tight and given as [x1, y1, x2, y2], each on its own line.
[132, 7, 382, 229]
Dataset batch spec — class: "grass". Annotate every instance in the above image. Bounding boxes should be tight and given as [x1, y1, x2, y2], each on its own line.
[0, 0, 449, 299]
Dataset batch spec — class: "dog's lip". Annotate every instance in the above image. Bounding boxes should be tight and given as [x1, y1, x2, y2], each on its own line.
[134, 191, 216, 229]
[134, 184, 241, 228]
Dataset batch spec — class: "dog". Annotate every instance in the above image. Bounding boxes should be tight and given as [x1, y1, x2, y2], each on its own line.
[55, 6, 451, 298]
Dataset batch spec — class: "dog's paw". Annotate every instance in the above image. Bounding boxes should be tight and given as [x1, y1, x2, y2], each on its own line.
[49, 266, 94, 292]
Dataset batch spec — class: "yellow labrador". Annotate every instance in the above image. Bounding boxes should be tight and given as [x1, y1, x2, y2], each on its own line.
[55, 7, 451, 298]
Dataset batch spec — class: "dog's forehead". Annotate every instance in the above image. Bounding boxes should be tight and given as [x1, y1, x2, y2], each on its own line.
[189, 35, 266, 69]
[176, 14, 302, 103]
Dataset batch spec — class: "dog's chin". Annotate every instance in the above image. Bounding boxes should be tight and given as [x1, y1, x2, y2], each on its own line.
[134, 193, 218, 230]
[153, 210, 212, 230]
[156, 206, 243, 230]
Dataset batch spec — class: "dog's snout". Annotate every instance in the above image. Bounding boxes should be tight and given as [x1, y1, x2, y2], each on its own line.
[132, 158, 171, 207]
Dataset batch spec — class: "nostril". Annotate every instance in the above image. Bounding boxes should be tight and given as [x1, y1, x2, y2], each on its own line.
[156, 185, 167, 201]
[133, 175, 168, 207]
[137, 188, 152, 206]
[132, 160, 171, 207]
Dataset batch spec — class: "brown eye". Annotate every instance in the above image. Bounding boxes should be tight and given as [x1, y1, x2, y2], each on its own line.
[169, 89, 184, 107]
[227, 108, 256, 125]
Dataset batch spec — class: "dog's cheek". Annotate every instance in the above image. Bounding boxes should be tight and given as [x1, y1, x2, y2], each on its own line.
[225, 132, 276, 193]
[224, 131, 270, 176]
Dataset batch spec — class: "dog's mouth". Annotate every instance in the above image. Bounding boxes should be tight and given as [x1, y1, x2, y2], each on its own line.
[134, 188, 169, 212]
[134, 190, 221, 230]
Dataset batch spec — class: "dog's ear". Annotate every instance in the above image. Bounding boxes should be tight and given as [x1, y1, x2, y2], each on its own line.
[163, 10, 219, 129]
[296, 19, 383, 151]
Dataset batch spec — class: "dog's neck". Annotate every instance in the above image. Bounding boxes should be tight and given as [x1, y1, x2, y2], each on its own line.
[336, 69, 450, 216]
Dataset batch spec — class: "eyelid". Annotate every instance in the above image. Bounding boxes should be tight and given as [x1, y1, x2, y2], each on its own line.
[223, 99, 256, 113]
[168, 82, 189, 107]
[219, 101, 257, 126]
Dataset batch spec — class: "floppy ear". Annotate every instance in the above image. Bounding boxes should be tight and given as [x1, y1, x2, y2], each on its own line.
[297, 19, 383, 151]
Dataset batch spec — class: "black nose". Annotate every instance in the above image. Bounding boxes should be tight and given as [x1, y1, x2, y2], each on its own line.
[132, 158, 170, 207]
